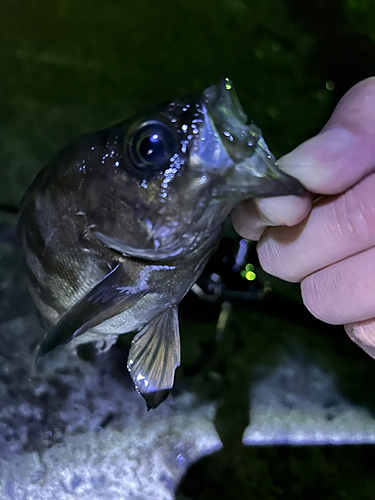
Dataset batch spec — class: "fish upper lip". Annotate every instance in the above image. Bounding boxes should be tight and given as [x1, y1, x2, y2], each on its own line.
[203, 78, 262, 163]
[201, 79, 305, 198]
[203, 77, 248, 126]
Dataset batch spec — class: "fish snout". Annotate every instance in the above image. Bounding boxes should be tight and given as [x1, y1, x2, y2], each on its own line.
[202, 79, 305, 199]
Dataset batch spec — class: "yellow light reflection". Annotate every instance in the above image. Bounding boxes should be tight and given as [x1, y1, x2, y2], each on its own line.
[245, 271, 256, 281]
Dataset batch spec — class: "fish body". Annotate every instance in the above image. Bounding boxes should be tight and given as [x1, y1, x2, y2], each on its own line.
[19, 79, 304, 408]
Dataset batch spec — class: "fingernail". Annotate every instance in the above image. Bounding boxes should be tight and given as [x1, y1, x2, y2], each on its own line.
[277, 128, 358, 192]
[345, 319, 375, 359]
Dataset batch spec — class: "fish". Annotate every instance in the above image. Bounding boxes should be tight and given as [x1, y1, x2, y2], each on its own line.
[18, 78, 304, 408]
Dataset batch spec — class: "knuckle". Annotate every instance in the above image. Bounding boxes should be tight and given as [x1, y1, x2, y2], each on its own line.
[301, 276, 323, 321]
[257, 236, 300, 282]
[331, 174, 375, 242]
[257, 238, 276, 276]
[301, 274, 339, 325]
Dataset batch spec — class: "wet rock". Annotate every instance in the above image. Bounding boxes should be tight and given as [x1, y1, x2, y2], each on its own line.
[244, 349, 375, 445]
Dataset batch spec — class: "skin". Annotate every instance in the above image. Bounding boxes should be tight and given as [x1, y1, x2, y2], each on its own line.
[232, 77, 375, 358]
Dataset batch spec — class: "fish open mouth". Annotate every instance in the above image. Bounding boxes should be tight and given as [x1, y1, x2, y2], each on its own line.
[203, 77, 261, 162]
[202, 78, 305, 199]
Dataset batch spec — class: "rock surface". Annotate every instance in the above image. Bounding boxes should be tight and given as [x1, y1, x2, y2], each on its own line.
[244, 351, 375, 445]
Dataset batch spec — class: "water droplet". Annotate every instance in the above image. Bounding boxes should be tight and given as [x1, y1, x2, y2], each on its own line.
[223, 131, 234, 142]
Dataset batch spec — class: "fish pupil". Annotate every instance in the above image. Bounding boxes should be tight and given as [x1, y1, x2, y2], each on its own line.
[139, 133, 165, 163]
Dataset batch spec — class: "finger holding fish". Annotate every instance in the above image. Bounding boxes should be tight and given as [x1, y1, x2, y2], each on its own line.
[233, 77, 375, 242]
[257, 77, 375, 283]
[231, 192, 312, 241]
[258, 173, 375, 282]
[279, 77, 375, 193]
[242, 77, 375, 357]
[300, 247, 375, 325]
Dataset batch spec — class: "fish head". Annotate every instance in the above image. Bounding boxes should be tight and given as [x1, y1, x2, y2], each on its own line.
[79, 79, 304, 260]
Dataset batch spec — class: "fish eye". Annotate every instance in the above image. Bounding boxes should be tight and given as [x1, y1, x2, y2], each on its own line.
[128, 121, 178, 171]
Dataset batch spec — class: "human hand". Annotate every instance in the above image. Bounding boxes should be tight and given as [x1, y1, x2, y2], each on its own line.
[232, 77, 375, 358]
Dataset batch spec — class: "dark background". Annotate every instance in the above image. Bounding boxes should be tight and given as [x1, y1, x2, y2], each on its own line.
[2, 0, 374, 208]
[1, 0, 375, 498]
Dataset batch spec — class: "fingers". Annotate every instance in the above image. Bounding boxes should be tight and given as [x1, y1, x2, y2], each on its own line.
[231, 199, 269, 241]
[231, 193, 312, 241]
[345, 320, 375, 359]
[279, 77, 375, 194]
[233, 77, 375, 241]
[301, 247, 375, 325]
[257, 173, 375, 281]
[233, 77, 375, 358]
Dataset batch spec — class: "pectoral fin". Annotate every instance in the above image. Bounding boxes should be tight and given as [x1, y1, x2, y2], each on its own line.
[36, 263, 149, 359]
[127, 306, 180, 409]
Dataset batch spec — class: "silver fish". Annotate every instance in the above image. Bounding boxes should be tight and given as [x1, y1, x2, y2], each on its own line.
[18, 78, 304, 408]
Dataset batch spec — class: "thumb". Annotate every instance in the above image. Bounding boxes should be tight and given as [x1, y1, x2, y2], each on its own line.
[278, 77, 375, 194]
